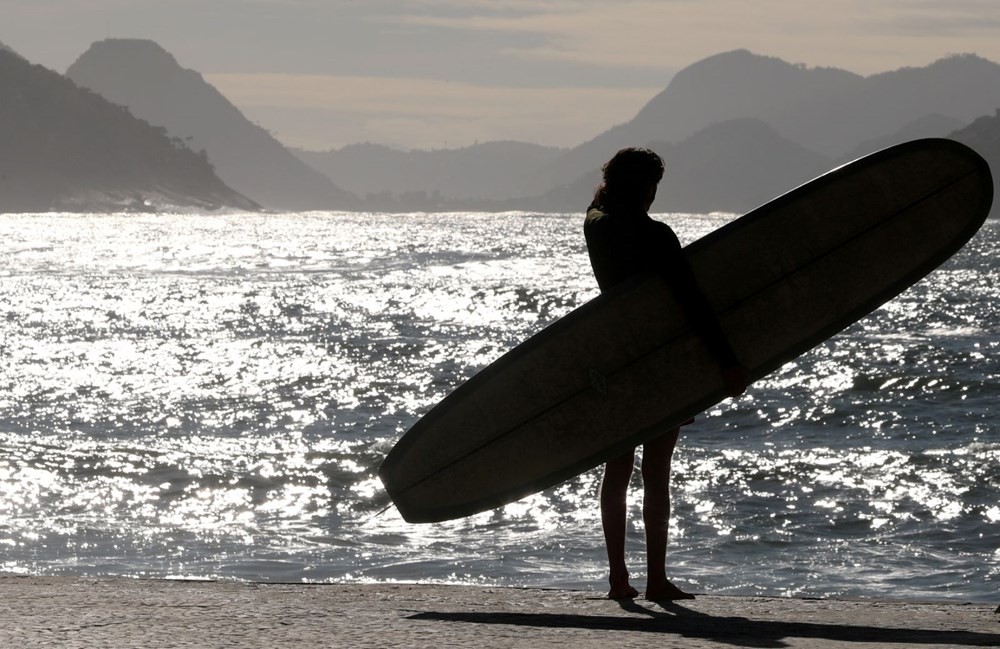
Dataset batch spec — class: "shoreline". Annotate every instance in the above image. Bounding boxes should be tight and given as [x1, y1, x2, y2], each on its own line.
[2, 576, 997, 648]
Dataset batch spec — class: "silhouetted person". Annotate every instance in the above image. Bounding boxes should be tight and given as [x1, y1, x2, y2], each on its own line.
[584, 147, 747, 600]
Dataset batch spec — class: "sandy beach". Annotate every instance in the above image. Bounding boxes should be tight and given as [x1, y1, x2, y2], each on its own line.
[1, 576, 997, 648]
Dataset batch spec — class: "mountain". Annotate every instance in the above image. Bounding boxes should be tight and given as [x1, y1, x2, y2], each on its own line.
[782, 53, 1000, 155]
[521, 118, 832, 213]
[654, 118, 832, 212]
[840, 114, 968, 163]
[538, 50, 1000, 190]
[0, 49, 258, 213]
[295, 140, 564, 202]
[0, 41, 21, 59]
[950, 109, 1000, 216]
[66, 39, 358, 212]
[299, 49, 1000, 213]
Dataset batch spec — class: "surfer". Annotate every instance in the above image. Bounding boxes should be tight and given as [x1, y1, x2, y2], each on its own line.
[584, 147, 747, 601]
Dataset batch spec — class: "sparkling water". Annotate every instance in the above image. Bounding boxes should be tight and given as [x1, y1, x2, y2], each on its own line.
[0, 211, 996, 600]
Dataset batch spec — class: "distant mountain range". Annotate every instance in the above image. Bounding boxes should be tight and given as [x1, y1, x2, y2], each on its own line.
[297, 49, 1000, 214]
[952, 109, 1000, 198]
[0, 47, 257, 213]
[295, 140, 564, 203]
[66, 39, 358, 212]
[2, 40, 1000, 215]
[545, 50, 1000, 191]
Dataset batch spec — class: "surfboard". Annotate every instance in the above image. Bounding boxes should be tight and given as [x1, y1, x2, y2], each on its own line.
[378, 138, 993, 524]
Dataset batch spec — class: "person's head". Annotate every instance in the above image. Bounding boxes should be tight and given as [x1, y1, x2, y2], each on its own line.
[592, 147, 665, 212]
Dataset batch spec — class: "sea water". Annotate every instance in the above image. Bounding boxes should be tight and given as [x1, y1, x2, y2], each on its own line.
[0, 211, 996, 600]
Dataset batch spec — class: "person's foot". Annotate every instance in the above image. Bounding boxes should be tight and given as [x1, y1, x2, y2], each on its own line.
[607, 582, 639, 599]
[607, 572, 639, 599]
[645, 579, 695, 601]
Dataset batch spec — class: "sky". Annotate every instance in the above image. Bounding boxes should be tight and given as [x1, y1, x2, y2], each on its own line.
[6, 0, 1000, 151]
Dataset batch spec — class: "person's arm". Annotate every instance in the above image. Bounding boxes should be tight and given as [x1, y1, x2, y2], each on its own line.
[650, 228, 748, 396]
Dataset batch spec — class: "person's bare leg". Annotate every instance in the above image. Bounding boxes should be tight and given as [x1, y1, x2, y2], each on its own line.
[600, 450, 638, 598]
[641, 428, 694, 600]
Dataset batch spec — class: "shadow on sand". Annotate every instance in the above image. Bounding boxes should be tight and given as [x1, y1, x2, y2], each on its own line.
[409, 599, 1000, 648]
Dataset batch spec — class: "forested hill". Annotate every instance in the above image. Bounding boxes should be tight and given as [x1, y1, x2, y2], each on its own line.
[67, 39, 359, 212]
[0, 48, 259, 213]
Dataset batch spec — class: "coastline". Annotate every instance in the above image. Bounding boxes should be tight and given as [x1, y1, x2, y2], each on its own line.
[1, 576, 997, 648]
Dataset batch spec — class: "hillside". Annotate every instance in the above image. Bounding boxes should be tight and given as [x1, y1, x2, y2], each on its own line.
[654, 118, 832, 212]
[521, 118, 832, 214]
[300, 49, 1000, 213]
[0, 49, 258, 213]
[839, 114, 968, 163]
[538, 50, 1000, 191]
[49, 42, 999, 216]
[66, 39, 358, 212]
[950, 109, 1000, 216]
[0, 41, 21, 58]
[295, 140, 564, 202]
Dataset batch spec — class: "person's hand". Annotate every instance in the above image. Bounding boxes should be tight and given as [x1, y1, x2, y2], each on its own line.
[720, 363, 749, 398]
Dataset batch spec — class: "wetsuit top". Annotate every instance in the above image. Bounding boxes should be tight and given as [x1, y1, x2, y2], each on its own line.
[584, 202, 739, 367]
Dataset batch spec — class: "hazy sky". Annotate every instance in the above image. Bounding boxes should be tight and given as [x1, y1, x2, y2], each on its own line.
[6, 1, 1000, 151]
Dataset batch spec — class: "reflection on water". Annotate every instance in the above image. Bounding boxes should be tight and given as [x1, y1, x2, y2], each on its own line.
[0, 212, 997, 599]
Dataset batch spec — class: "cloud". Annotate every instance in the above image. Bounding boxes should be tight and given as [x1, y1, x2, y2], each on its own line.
[11, 0, 1000, 79]
[384, 0, 1000, 74]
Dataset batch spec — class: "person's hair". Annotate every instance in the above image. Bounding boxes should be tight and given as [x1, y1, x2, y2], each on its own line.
[592, 147, 665, 211]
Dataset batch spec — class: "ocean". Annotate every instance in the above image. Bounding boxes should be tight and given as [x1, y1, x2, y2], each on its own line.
[0, 211, 996, 601]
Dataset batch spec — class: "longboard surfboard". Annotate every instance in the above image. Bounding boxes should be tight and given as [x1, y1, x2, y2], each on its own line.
[379, 138, 993, 524]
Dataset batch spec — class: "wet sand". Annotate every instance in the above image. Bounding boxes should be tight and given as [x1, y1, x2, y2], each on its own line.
[1, 576, 997, 648]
